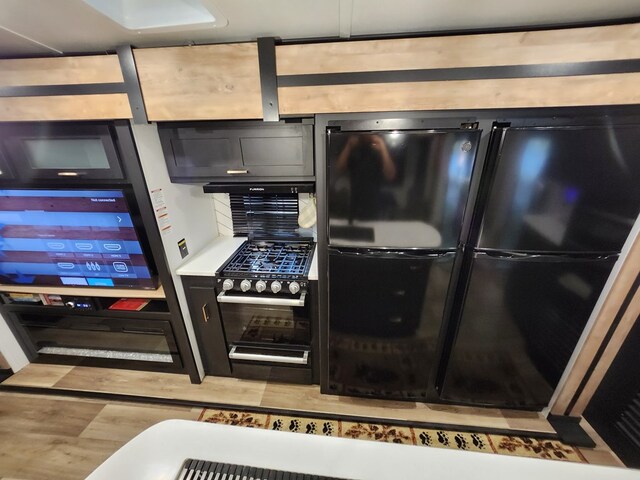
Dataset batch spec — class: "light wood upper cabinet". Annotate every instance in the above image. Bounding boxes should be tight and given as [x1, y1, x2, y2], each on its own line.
[276, 23, 640, 75]
[0, 55, 131, 121]
[0, 55, 124, 87]
[133, 43, 263, 121]
[276, 23, 640, 115]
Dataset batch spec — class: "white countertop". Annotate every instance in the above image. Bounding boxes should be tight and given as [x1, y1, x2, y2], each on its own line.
[176, 236, 318, 281]
[87, 420, 639, 480]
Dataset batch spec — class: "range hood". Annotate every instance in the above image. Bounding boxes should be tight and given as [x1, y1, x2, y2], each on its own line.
[203, 182, 314, 194]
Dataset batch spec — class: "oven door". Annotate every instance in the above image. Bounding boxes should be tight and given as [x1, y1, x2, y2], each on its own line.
[216, 290, 311, 366]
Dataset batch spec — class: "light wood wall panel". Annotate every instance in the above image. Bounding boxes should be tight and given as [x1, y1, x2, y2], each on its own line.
[551, 232, 640, 416]
[0, 94, 132, 121]
[279, 72, 640, 115]
[134, 43, 263, 121]
[276, 23, 640, 75]
[0, 55, 124, 87]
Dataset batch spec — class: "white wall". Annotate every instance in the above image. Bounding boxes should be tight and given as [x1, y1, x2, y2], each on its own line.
[0, 312, 29, 371]
[131, 122, 219, 380]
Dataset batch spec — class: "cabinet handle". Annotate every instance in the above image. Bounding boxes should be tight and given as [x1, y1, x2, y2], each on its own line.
[201, 303, 210, 323]
[226, 169, 249, 175]
[228, 346, 309, 365]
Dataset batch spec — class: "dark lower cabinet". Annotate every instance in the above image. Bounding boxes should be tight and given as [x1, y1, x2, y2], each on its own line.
[3, 299, 184, 373]
[585, 315, 640, 468]
[181, 276, 232, 377]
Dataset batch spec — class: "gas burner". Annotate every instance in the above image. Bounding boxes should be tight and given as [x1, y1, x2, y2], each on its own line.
[218, 239, 315, 281]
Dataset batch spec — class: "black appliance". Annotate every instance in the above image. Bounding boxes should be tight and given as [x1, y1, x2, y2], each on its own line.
[215, 239, 315, 383]
[439, 125, 640, 409]
[326, 127, 482, 400]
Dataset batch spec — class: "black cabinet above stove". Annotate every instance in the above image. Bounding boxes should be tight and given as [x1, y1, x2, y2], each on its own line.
[158, 120, 314, 183]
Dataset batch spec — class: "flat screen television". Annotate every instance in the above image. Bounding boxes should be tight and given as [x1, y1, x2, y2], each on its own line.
[0, 189, 157, 289]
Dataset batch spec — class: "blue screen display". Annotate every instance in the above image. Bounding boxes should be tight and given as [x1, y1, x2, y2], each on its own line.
[0, 189, 155, 289]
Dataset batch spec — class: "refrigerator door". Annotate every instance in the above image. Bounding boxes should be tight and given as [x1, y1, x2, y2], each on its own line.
[327, 129, 481, 249]
[327, 247, 456, 400]
[478, 125, 640, 253]
[439, 250, 617, 408]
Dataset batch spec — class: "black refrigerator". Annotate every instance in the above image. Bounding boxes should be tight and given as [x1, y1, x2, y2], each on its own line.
[439, 125, 640, 409]
[326, 128, 481, 400]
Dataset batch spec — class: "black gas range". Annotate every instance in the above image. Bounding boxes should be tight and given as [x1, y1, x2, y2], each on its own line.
[216, 239, 315, 297]
[214, 238, 316, 384]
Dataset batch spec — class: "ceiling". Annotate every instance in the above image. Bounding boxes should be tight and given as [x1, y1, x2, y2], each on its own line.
[1, 0, 639, 57]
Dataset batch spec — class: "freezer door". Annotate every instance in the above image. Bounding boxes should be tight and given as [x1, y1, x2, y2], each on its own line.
[327, 248, 456, 400]
[440, 251, 617, 408]
[327, 129, 480, 249]
[479, 125, 640, 253]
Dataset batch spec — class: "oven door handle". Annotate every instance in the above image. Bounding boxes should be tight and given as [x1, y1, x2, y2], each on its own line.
[228, 346, 309, 365]
[216, 291, 306, 307]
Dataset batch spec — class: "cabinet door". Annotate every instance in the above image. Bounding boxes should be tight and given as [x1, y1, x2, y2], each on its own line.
[182, 278, 231, 376]
[1, 124, 124, 181]
[159, 123, 313, 182]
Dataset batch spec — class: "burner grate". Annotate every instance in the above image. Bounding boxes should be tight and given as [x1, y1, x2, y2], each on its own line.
[222, 241, 314, 277]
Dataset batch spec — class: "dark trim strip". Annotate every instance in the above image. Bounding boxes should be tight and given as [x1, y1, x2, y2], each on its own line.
[278, 59, 640, 87]
[257, 37, 280, 122]
[0, 384, 561, 440]
[0, 83, 127, 97]
[565, 271, 640, 415]
[547, 414, 596, 448]
[116, 45, 149, 124]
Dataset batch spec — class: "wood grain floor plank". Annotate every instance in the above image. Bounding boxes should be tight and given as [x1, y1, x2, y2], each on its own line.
[52, 366, 267, 405]
[0, 432, 122, 480]
[0, 394, 105, 437]
[578, 419, 624, 467]
[80, 404, 202, 443]
[2, 365, 73, 388]
[7, 364, 554, 432]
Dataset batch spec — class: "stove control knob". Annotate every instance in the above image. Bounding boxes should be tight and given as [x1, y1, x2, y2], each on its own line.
[240, 279, 252, 292]
[256, 280, 266, 293]
[222, 279, 234, 291]
[271, 281, 282, 294]
[289, 281, 300, 295]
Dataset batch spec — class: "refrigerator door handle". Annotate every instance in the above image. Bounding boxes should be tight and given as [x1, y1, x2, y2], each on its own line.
[474, 250, 619, 262]
[328, 247, 455, 260]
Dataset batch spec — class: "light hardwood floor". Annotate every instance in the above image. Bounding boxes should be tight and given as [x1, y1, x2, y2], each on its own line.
[0, 389, 624, 480]
[0, 364, 625, 479]
[4, 364, 552, 432]
[0, 391, 201, 480]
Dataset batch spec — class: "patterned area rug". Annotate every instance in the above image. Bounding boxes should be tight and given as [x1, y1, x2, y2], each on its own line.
[199, 409, 587, 463]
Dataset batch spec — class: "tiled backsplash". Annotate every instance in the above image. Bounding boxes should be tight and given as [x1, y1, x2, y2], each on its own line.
[211, 193, 316, 237]
[212, 193, 234, 236]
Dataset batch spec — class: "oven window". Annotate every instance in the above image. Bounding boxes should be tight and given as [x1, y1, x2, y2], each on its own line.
[220, 303, 311, 348]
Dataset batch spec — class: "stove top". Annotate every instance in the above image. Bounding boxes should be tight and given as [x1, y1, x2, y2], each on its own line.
[219, 240, 315, 279]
